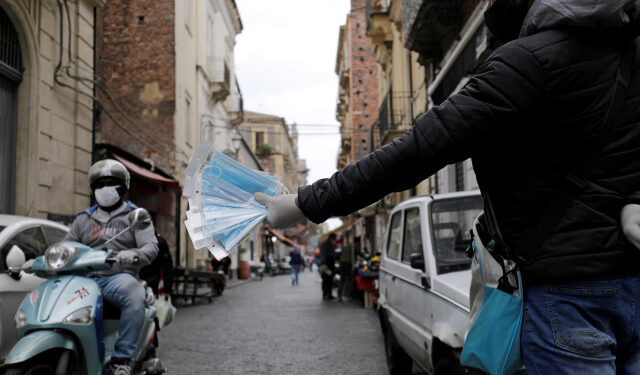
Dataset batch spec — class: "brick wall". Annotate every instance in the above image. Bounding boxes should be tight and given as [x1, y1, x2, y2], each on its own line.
[96, 0, 176, 174]
[350, 0, 379, 162]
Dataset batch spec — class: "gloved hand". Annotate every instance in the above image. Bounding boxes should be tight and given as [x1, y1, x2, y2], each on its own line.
[254, 193, 307, 228]
[622, 204, 640, 250]
[145, 286, 156, 306]
[116, 250, 138, 266]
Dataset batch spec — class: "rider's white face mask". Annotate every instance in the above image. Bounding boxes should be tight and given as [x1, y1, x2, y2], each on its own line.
[95, 186, 121, 208]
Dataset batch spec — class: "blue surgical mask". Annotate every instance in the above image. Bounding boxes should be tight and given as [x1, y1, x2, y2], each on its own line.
[184, 148, 285, 257]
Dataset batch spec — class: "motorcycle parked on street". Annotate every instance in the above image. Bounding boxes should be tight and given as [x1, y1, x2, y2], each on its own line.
[1, 208, 165, 375]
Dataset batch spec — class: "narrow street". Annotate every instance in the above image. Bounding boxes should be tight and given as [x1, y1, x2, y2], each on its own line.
[157, 270, 426, 375]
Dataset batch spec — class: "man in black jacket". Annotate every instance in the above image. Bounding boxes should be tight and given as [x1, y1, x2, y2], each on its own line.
[257, 0, 640, 373]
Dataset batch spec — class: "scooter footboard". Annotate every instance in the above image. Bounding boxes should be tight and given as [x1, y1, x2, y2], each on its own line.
[3, 330, 76, 365]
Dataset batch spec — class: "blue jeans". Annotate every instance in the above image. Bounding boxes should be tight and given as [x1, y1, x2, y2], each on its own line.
[521, 272, 640, 374]
[291, 264, 300, 285]
[96, 273, 146, 360]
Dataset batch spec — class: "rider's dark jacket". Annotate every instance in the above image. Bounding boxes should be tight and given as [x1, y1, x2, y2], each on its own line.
[297, 1, 640, 283]
[64, 201, 159, 277]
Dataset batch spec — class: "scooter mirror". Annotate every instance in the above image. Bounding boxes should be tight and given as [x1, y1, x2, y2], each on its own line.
[129, 208, 152, 230]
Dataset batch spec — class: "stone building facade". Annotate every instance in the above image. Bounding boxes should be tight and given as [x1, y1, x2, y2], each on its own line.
[0, 0, 103, 222]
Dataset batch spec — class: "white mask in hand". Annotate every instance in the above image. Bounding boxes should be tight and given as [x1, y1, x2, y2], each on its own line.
[621, 204, 640, 250]
[95, 186, 121, 208]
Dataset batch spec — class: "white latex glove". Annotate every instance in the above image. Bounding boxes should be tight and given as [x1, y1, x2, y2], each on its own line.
[621, 204, 640, 250]
[254, 193, 307, 228]
[145, 286, 156, 306]
[116, 250, 138, 266]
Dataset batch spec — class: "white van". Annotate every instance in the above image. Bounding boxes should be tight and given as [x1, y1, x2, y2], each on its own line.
[377, 191, 484, 375]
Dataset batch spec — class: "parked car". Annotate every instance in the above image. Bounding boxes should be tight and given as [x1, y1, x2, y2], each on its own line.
[378, 191, 486, 375]
[0, 215, 68, 360]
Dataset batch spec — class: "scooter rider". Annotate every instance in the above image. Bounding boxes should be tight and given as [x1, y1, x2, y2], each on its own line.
[64, 159, 159, 375]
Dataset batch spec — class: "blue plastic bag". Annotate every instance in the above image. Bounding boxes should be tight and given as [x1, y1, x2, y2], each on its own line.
[461, 216, 524, 375]
[183, 141, 285, 259]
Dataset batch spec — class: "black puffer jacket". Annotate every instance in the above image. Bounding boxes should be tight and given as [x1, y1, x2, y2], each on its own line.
[298, 1, 640, 283]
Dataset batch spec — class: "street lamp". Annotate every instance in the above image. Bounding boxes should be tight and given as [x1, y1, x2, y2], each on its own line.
[231, 132, 242, 159]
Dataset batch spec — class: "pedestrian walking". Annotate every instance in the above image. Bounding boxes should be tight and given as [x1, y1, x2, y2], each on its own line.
[318, 234, 337, 300]
[255, 0, 640, 372]
[289, 248, 303, 285]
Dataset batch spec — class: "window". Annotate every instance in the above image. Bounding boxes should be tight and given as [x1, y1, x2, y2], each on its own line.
[402, 208, 422, 263]
[455, 162, 464, 191]
[255, 132, 264, 147]
[386, 212, 402, 260]
[1, 226, 48, 270]
[431, 196, 483, 274]
[185, 98, 191, 145]
[42, 226, 67, 245]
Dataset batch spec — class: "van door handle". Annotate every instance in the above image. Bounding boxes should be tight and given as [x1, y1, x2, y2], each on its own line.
[392, 276, 396, 282]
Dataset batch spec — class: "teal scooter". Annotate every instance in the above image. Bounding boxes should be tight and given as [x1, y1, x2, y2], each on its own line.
[2, 209, 166, 375]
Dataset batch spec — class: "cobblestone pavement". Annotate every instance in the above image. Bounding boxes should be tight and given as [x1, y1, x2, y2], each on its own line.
[157, 269, 427, 375]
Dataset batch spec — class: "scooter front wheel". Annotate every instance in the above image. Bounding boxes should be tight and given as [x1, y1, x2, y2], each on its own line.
[4, 363, 55, 375]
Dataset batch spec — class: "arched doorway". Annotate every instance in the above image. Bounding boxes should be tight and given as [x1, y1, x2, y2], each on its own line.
[0, 7, 23, 214]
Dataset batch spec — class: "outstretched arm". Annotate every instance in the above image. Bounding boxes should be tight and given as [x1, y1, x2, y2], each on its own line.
[297, 43, 544, 224]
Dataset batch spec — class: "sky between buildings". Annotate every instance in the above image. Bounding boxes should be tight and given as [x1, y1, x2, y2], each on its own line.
[235, 0, 351, 186]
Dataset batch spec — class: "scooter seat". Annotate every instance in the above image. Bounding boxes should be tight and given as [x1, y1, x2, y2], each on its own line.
[102, 300, 121, 319]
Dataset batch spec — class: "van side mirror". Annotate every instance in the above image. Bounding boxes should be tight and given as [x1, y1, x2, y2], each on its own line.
[410, 253, 425, 272]
[6, 245, 26, 280]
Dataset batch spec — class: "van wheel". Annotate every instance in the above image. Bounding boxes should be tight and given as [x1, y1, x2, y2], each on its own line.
[434, 356, 464, 375]
[382, 318, 412, 375]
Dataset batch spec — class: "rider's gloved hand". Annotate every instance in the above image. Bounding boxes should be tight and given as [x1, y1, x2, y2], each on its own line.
[254, 193, 306, 229]
[622, 204, 640, 250]
[115, 250, 138, 266]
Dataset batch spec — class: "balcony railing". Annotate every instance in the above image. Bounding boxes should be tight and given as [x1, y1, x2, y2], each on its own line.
[379, 89, 415, 142]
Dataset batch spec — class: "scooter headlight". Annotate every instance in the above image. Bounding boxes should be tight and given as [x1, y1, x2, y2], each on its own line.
[15, 309, 26, 329]
[63, 306, 92, 324]
[45, 243, 78, 270]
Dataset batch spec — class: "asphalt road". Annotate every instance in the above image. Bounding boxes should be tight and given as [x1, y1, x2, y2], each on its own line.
[157, 269, 427, 375]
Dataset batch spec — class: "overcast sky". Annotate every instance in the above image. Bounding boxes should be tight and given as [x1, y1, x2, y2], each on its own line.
[235, 0, 351, 188]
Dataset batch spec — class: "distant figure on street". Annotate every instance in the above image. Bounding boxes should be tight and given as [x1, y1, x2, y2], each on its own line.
[211, 256, 231, 281]
[289, 248, 303, 285]
[319, 234, 337, 300]
[338, 238, 355, 301]
[308, 256, 314, 272]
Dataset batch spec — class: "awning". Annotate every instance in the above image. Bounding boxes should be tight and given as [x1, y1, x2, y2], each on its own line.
[267, 227, 300, 248]
[318, 219, 353, 244]
[113, 155, 180, 187]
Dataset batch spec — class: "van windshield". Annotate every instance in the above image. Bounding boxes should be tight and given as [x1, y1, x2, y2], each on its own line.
[430, 196, 483, 274]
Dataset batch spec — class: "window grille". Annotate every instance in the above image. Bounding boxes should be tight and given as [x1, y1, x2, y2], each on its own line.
[0, 7, 23, 81]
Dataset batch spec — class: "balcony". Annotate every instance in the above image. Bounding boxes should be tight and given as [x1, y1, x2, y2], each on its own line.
[379, 89, 415, 145]
[366, 0, 392, 45]
[228, 92, 243, 126]
[403, 0, 466, 63]
[207, 57, 231, 103]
